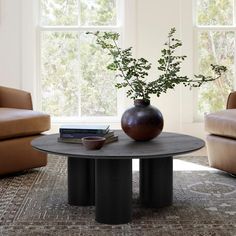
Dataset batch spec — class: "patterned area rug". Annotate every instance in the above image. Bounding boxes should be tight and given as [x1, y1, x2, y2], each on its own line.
[0, 155, 236, 236]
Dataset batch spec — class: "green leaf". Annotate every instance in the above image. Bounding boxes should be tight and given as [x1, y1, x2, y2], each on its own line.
[88, 28, 227, 100]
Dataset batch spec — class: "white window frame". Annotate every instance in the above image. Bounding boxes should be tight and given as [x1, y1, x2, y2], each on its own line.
[193, 0, 236, 121]
[21, 0, 136, 126]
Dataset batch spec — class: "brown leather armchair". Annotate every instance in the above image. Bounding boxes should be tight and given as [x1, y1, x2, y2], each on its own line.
[0, 86, 51, 175]
[205, 91, 236, 175]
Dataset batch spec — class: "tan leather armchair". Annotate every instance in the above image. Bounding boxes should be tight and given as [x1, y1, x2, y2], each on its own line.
[205, 91, 236, 175]
[0, 86, 50, 175]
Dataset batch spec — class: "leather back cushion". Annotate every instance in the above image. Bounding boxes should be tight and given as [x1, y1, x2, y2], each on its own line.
[0, 86, 33, 109]
[227, 91, 236, 109]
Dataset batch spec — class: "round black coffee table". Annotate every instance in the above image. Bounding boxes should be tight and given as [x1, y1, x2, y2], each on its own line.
[31, 131, 204, 224]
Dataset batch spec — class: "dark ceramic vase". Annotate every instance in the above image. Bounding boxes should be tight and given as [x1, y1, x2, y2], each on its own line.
[121, 99, 164, 141]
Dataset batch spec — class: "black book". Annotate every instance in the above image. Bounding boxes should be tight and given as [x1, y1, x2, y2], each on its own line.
[60, 131, 114, 139]
[60, 124, 110, 135]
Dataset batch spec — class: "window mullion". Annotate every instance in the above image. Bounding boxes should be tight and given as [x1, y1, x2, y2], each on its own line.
[78, 0, 81, 26]
[77, 35, 82, 118]
[234, 0, 236, 90]
[234, 0, 236, 26]
[233, 31, 236, 90]
[196, 25, 236, 31]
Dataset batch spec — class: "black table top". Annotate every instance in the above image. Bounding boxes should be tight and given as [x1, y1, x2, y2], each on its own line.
[31, 130, 205, 160]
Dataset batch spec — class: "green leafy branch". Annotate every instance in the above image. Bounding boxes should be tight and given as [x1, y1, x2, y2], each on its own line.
[87, 28, 227, 101]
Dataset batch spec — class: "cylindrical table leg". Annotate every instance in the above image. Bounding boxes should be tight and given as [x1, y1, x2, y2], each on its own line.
[140, 156, 173, 208]
[68, 156, 95, 206]
[95, 159, 132, 224]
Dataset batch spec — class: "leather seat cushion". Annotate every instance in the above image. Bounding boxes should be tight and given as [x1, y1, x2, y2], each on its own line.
[205, 109, 236, 139]
[0, 108, 50, 140]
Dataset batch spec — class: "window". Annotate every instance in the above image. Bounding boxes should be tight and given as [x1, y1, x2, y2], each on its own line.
[39, 0, 124, 121]
[195, 0, 235, 118]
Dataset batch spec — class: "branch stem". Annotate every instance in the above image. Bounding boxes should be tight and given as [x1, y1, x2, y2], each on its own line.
[112, 40, 137, 94]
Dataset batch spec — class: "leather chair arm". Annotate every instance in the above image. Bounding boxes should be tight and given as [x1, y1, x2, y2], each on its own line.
[0, 86, 33, 110]
[226, 91, 236, 109]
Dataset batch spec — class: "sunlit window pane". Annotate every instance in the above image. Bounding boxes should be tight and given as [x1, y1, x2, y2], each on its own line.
[41, 32, 79, 117]
[39, 0, 120, 118]
[80, 33, 117, 116]
[197, 0, 233, 25]
[40, 0, 78, 26]
[80, 0, 117, 26]
[197, 31, 234, 115]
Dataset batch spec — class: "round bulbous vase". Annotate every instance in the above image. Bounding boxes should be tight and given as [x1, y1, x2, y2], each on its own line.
[121, 99, 164, 141]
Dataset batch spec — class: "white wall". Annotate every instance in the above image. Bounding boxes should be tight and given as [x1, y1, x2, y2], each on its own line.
[135, 0, 203, 136]
[0, 0, 205, 138]
[136, 0, 183, 133]
[0, 0, 22, 88]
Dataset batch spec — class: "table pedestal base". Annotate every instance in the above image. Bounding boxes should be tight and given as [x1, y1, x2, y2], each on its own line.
[95, 159, 132, 224]
[140, 156, 173, 208]
[68, 156, 95, 206]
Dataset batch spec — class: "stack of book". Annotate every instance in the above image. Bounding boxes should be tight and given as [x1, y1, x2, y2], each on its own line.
[58, 125, 118, 144]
